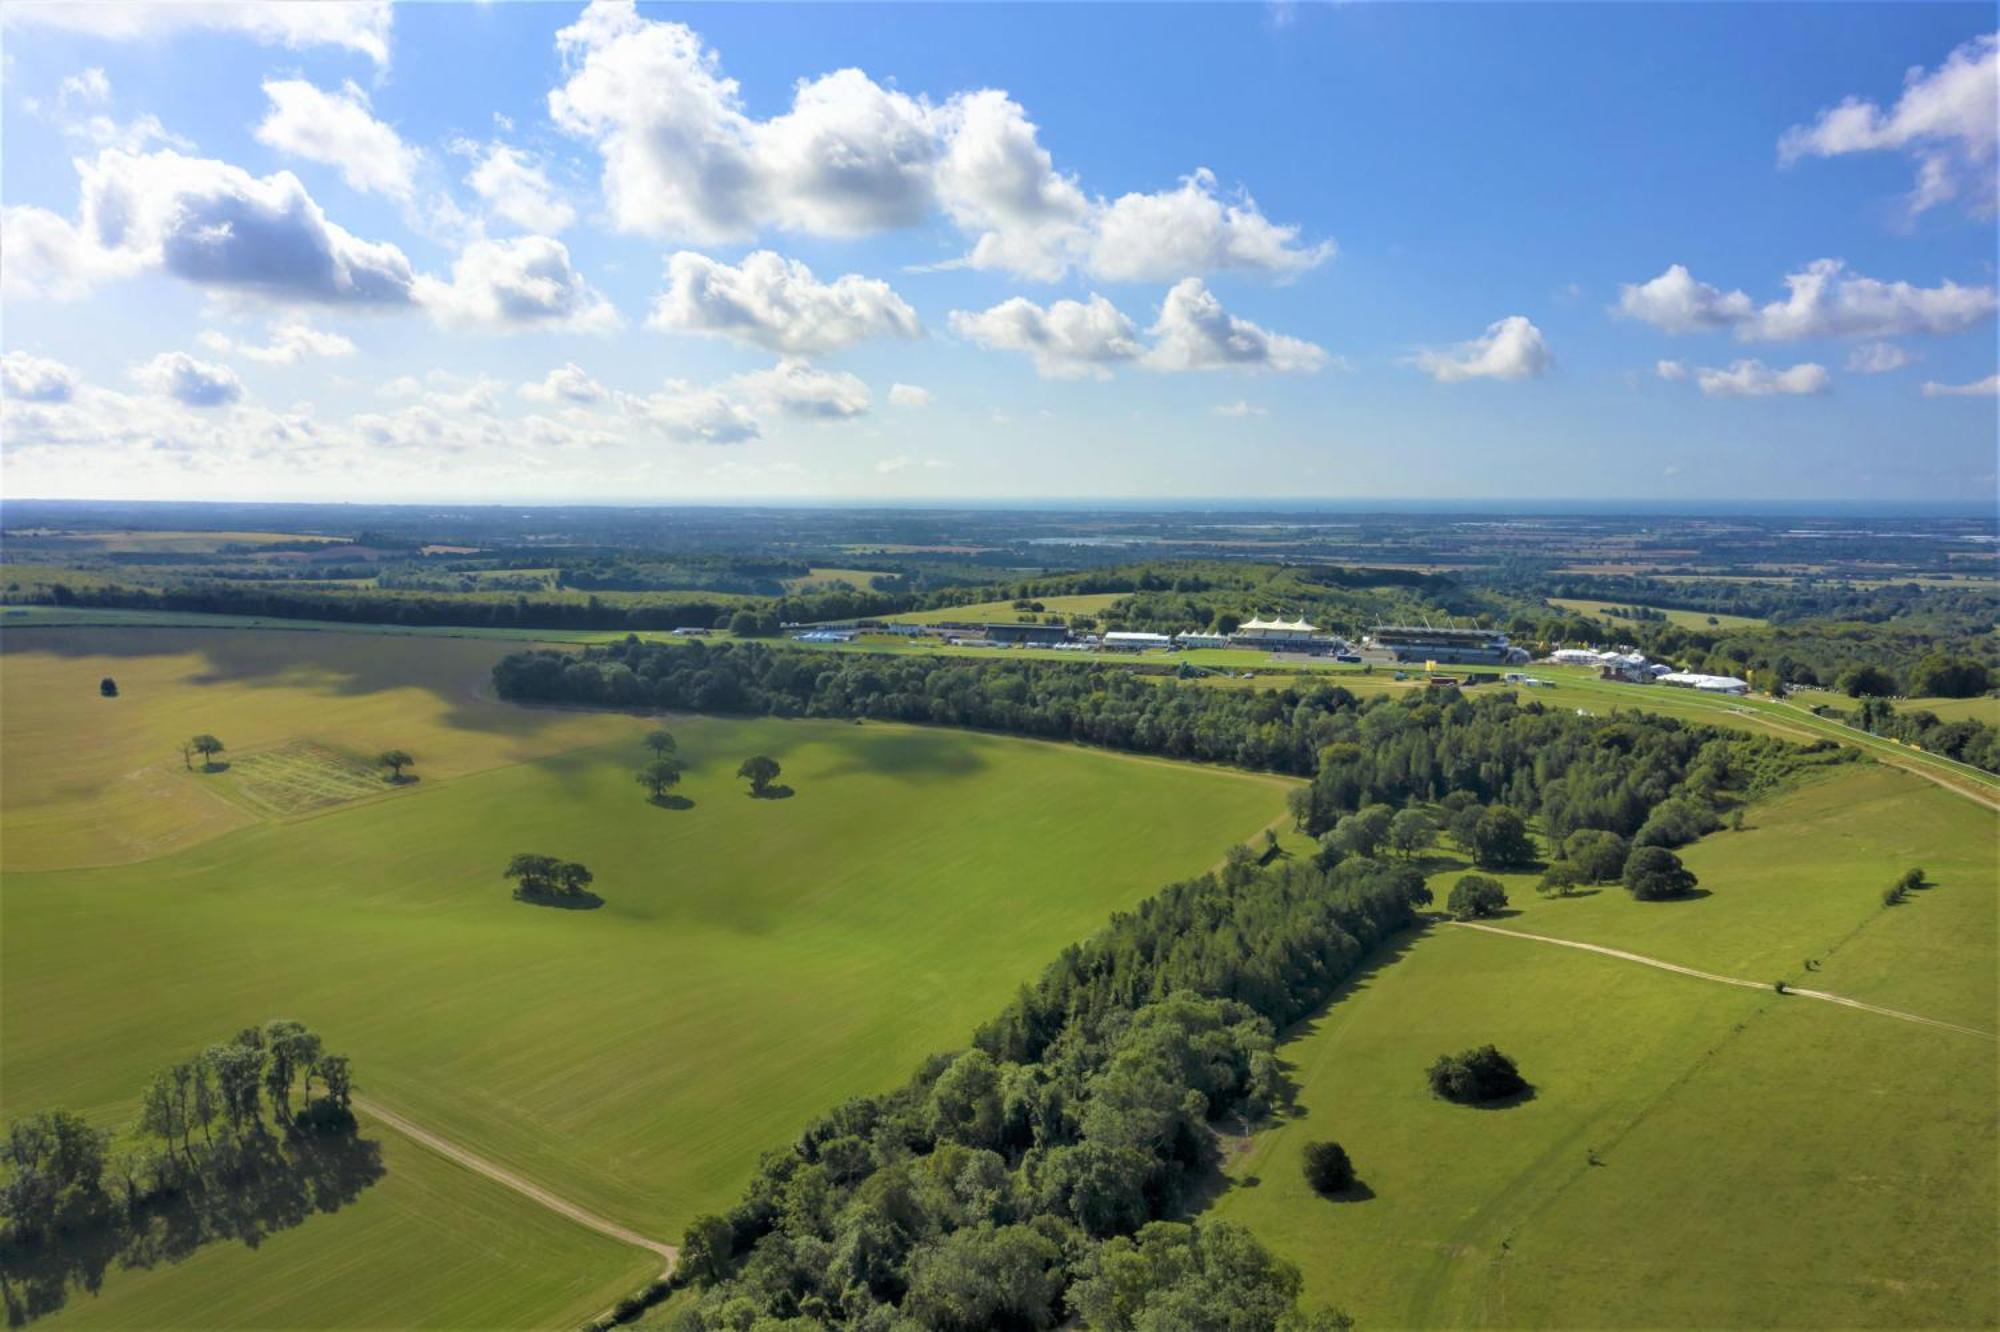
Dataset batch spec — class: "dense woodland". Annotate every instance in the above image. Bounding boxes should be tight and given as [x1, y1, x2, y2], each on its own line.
[561, 647, 1810, 1327]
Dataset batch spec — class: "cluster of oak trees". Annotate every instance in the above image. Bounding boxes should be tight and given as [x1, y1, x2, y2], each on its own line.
[635, 729, 785, 802]
[0, 1021, 354, 1249]
[505, 853, 597, 904]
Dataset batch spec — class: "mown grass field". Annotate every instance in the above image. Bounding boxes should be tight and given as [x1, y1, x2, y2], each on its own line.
[0, 628, 646, 870]
[2, 629, 1292, 1306]
[33, 1125, 655, 1330]
[1210, 763, 1997, 1328]
[1547, 596, 1768, 630]
[782, 566, 889, 592]
[883, 592, 1125, 624]
[1789, 686, 1999, 726]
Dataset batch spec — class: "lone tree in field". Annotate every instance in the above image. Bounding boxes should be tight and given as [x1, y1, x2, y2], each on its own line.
[1446, 874, 1509, 920]
[643, 729, 678, 759]
[378, 749, 415, 782]
[1428, 1045, 1528, 1104]
[99, 677, 118, 698]
[738, 755, 782, 796]
[190, 734, 225, 771]
[637, 757, 684, 801]
[1621, 845, 1698, 901]
[1301, 1140, 1355, 1195]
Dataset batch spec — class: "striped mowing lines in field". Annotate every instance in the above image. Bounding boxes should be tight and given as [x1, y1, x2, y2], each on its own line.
[220, 741, 396, 818]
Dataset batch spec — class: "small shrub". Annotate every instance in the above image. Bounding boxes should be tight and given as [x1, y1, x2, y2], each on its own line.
[1882, 882, 1908, 907]
[1537, 861, 1582, 897]
[99, 677, 118, 698]
[1622, 845, 1698, 901]
[1446, 874, 1508, 920]
[1427, 1045, 1527, 1104]
[1301, 1140, 1354, 1195]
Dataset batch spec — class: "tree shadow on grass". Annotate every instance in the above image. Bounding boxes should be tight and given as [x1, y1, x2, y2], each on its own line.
[1641, 888, 1713, 904]
[382, 774, 421, 787]
[198, 761, 231, 775]
[1173, 924, 1432, 1219]
[1320, 1178, 1376, 1203]
[512, 887, 605, 910]
[748, 785, 794, 800]
[648, 794, 694, 811]
[1455, 1084, 1539, 1112]
[0, 1131, 383, 1327]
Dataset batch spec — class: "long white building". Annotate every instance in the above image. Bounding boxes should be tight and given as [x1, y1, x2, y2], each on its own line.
[1657, 672, 1750, 694]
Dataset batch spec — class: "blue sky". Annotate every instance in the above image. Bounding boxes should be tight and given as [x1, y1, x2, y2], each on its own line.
[2, 1, 1994, 503]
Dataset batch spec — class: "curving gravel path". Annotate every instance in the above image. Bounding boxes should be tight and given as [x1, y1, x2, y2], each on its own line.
[1447, 920, 1995, 1040]
[352, 1094, 678, 1274]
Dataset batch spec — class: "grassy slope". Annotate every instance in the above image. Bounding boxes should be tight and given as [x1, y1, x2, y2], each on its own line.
[1209, 764, 1997, 1328]
[1547, 597, 1768, 630]
[0, 629, 644, 871]
[3, 653, 1290, 1240]
[883, 592, 1125, 624]
[40, 1124, 654, 1331]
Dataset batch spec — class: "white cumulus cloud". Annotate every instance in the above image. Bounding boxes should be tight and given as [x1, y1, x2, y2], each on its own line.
[200, 321, 356, 365]
[1779, 32, 1998, 218]
[888, 383, 932, 408]
[1846, 341, 1913, 374]
[1617, 259, 1996, 342]
[4, 2, 395, 66]
[1090, 170, 1332, 283]
[548, 2, 1326, 280]
[949, 294, 1144, 379]
[647, 250, 919, 353]
[1690, 360, 1832, 397]
[256, 79, 421, 201]
[2, 149, 418, 306]
[628, 383, 764, 444]
[414, 236, 620, 333]
[1143, 278, 1326, 373]
[1921, 374, 1999, 397]
[733, 358, 871, 420]
[58, 68, 111, 108]
[132, 351, 245, 406]
[1213, 400, 1268, 417]
[1412, 315, 1551, 382]
[0, 352, 80, 402]
[465, 143, 576, 234]
[521, 363, 609, 403]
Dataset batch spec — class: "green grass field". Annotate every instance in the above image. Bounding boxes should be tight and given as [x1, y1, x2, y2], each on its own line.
[0, 628, 646, 870]
[782, 566, 889, 593]
[33, 1124, 655, 1330]
[1547, 597, 1768, 630]
[1789, 687, 1999, 727]
[1209, 763, 1998, 1328]
[2, 627, 1292, 1323]
[883, 592, 1125, 624]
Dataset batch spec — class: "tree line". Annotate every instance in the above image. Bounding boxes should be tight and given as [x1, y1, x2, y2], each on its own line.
[1810, 697, 2000, 775]
[2, 1020, 369, 1322]
[667, 849, 1436, 1330]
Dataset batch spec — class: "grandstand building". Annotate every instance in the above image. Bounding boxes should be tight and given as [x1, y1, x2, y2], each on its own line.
[1365, 625, 1530, 665]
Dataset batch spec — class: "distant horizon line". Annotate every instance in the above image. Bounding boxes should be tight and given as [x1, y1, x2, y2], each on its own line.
[3, 495, 1996, 520]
